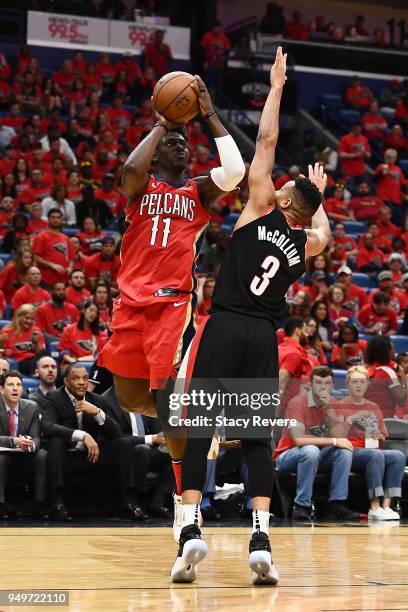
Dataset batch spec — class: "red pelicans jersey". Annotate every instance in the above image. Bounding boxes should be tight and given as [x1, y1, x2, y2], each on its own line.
[119, 175, 209, 306]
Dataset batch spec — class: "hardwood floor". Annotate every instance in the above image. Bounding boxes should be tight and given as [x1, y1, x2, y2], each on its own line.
[0, 524, 407, 611]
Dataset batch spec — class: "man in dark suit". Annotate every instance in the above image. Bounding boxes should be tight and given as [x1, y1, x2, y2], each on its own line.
[41, 363, 144, 521]
[103, 386, 174, 517]
[0, 370, 47, 519]
[29, 356, 58, 411]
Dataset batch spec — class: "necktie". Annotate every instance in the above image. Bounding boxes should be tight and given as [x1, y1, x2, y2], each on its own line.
[135, 413, 145, 436]
[8, 409, 16, 437]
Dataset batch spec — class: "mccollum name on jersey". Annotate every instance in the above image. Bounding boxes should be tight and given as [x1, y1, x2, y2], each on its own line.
[138, 192, 197, 221]
[258, 225, 301, 267]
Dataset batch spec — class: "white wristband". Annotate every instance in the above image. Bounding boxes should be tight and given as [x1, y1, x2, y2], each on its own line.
[332, 438, 337, 447]
[144, 435, 153, 445]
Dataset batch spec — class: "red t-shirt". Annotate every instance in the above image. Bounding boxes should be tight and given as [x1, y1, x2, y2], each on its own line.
[339, 134, 370, 176]
[95, 61, 117, 84]
[374, 164, 407, 205]
[279, 337, 312, 409]
[0, 289, 5, 314]
[118, 174, 209, 306]
[361, 113, 387, 139]
[335, 235, 358, 252]
[85, 253, 120, 287]
[35, 301, 79, 337]
[144, 42, 172, 76]
[191, 159, 218, 177]
[27, 218, 48, 235]
[32, 230, 75, 286]
[357, 304, 397, 334]
[345, 86, 372, 109]
[201, 31, 231, 66]
[324, 198, 350, 218]
[330, 339, 368, 367]
[377, 220, 400, 241]
[367, 362, 400, 418]
[0, 264, 25, 300]
[369, 288, 403, 315]
[356, 246, 384, 269]
[11, 285, 50, 311]
[358, 233, 391, 253]
[76, 231, 107, 256]
[2, 325, 45, 362]
[349, 195, 384, 221]
[334, 399, 387, 447]
[284, 22, 309, 41]
[273, 394, 332, 460]
[94, 188, 123, 216]
[65, 286, 91, 308]
[0, 210, 15, 238]
[342, 283, 368, 314]
[58, 323, 107, 359]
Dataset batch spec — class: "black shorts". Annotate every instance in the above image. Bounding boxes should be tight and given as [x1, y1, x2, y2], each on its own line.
[177, 312, 279, 439]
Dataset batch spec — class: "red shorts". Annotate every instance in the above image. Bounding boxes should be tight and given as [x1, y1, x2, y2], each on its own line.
[98, 296, 195, 388]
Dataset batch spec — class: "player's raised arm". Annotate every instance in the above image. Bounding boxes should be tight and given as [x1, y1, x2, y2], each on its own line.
[235, 47, 287, 230]
[122, 116, 181, 201]
[192, 76, 246, 208]
[304, 163, 331, 257]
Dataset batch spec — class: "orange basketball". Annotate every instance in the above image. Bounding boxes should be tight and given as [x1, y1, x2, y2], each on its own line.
[152, 71, 200, 124]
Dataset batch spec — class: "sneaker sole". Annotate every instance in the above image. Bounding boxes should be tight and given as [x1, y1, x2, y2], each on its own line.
[171, 539, 208, 583]
[249, 551, 279, 586]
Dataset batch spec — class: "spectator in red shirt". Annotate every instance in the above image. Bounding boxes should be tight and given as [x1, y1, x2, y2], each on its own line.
[336, 265, 368, 314]
[330, 324, 367, 368]
[374, 150, 408, 223]
[82, 63, 103, 97]
[349, 181, 383, 222]
[325, 185, 355, 222]
[274, 366, 358, 521]
[115, 53, 141, 86]
[0, 195, 16, 238]
[362, 100, 388, 141]
[187, 120, 209, 152]
[378, 204, 402, 239]
[201, 21, 231, 95]
[284, 10, 309, 41]
[366, 335, 407, 418]
[328, 283, 352, 328]
[94, 173, 124, 216]
[333, 223, 358, 259]
[11, 265, 50, 312]
[311, 300, 337, 352]
[334, 365, 404, 520]
[278, 316, 312, 410]
[13, 72, 42, 112]
[71, 50, 87, 77]
[53, 60, 75, 96]
[0, 303, 45, 375]
[358, 222, 392, 254]
[338, 124, 371, 186]
[35, 282, 79, 342]
[32, 208, 75, 289]
[85, 236, 120, 292]
[190, 144, 218, 177]
[358, 291, 397, 335]
[93, 280, 112, 330]
[14, 158, 31, 198]
[93, 151, 116, 184]
[345, 76, 373, 110]
[58, 299, 107, 365]
[0, 247, 33, 300]
[3, 103, 25, 133]
[125, 114, 148, 149]
[144, 30, 173, 78]
[369, 270, 403, 315]
[106, 95, 131, 135]
[95, 53, 117, 86]
[303, 317, 327, 366]
[383, 125, 408, 154]
[76, 216, 107, 256]
[27, 200, 48, 236]
[65, 270, 91, 309]
[19, 169, 50, 207]
[387, 253, 404, 284]
[95, 130, 118, 161]
[44, 157, 68, 186]
[356, 232, 384, 275]
[0, 146, 17, 177]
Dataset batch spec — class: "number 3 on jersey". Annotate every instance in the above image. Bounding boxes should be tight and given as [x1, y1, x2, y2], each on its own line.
[150, 215, 171, 247]
[250, 255, 280, 296]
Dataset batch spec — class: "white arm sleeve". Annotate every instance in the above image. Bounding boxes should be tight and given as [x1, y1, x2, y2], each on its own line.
[209, 135, 246, 192]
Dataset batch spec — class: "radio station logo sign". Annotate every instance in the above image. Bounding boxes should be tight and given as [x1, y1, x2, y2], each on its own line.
[127, 25, 155, 50]
[47, 16, 90, 44]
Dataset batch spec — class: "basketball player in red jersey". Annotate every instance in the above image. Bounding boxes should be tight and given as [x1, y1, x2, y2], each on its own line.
[98, 76, 245, 531]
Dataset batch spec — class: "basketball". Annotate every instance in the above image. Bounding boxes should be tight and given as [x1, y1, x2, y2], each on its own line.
[152, 71, 200, 124]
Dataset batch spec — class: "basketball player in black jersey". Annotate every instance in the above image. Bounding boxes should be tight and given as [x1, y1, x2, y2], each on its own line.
[170, 47, 330, 585]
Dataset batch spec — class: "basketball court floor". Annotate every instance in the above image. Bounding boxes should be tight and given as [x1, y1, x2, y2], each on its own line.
[0, 522, 407, 611]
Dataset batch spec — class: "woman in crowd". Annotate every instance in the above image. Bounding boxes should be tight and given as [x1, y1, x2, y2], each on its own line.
[305, 252, 334, 286]
[366, 335, 407, 418]
[0, 246, 34, 300]
[196, 276, 216, 325]
[289, 289, 311, 318]
[66, 169, 83, 204]
[13, 158, 31, 199]
[76, 216, 106, 256]
[0, 173, 17, 200]
[93, 281, 112, 330]
[0, 303, 45, 374]
[41, 184, 77, 226]
[324, 183, 354, 222]
[332, 366, 405, 520]
[328, 283, 352, 327]
[70, 236, 86, 273]
[303, 316, 327, 365]
[58, 299, 107, 365]
[311, 300, 337, 351]
[330, 323, 367, 368]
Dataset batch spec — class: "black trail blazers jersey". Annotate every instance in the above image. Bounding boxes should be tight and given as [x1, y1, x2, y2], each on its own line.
[211, 208, 307, 323]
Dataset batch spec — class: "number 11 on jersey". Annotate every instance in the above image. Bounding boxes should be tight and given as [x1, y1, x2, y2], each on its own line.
[150, 215, 171, 248]
[250, 255, 281, 296]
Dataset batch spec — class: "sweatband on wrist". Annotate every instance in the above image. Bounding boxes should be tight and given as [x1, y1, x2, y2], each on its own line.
[210, 135, 246, 192]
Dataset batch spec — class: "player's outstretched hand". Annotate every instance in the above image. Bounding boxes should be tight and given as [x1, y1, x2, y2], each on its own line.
[308, 162, 327, 194]
[192, 75, 214, 117]
[270, 46, 287, 88]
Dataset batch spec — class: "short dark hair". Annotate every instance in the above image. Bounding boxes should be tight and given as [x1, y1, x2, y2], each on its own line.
[373, 291, 390, 305]
[338, 323, 359, 345]
[64, 362, 88, 379]
[0, 370, 23, 386]
[284, 316, 304, 337]
[292, 177, 322, 220]
[77, 299, 100, 334]
[366, 335, 392, 365]
[47, 207, 63, 219]
[310, 366, 334, 382]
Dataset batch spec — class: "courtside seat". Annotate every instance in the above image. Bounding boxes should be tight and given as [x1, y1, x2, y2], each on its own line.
[391, 336, 408, 354]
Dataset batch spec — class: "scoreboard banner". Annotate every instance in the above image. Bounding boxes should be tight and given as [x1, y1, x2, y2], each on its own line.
[27, 11, 190, 59]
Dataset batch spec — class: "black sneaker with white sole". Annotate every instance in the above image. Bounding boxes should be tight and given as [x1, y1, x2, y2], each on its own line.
[248, 530, 279, 586]
[170, 524, 208, 583]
